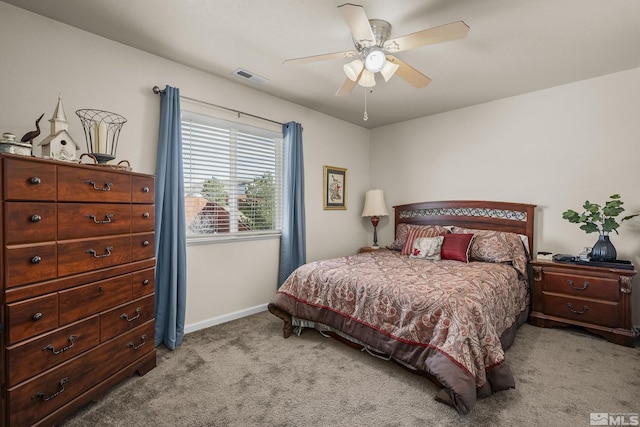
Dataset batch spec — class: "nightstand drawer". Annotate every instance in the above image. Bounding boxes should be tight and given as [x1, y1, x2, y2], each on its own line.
[542, 271, 619, 301]
[542, 294, 618, 328]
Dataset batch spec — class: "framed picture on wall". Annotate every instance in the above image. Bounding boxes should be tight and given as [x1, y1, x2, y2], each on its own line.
[323, 165, 347, 210]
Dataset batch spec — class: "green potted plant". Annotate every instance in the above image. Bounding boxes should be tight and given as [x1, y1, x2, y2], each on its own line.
[562, 194, 638, 262]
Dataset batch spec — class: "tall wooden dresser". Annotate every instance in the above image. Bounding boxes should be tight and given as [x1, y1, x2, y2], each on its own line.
[0, 153, 157, 426]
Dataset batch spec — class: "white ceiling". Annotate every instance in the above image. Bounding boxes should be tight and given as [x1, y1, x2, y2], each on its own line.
[4, 0, 640, 129]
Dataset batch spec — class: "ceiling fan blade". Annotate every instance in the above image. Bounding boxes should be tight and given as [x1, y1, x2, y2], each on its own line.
[284, 50, 357, 64]
[386, 55, 431, 88]
[338, 3, 375, 45]
[335, 68, 364, 96]
[383, 21, 470, 53]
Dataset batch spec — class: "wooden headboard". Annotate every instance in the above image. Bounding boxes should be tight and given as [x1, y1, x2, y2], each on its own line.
[393, 200, 536, 255]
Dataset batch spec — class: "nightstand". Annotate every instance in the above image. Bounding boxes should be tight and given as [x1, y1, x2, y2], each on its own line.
[359, 246, 381, 253]
[529, 259, 637, 346]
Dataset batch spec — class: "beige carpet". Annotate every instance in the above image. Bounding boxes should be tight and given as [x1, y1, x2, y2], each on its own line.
[61, 310, 640, 427]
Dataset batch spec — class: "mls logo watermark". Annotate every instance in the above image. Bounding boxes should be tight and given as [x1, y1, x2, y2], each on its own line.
[590, 413, 640, 426]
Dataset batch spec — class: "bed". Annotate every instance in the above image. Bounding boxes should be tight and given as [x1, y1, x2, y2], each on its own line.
[268, 200, 536, 414]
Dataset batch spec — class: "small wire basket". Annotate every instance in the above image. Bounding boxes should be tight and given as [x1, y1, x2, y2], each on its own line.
[75, 109, 127, 164]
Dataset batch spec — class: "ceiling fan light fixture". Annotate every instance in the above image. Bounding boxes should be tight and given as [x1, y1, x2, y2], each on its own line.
[380, 60, 400, 81]
[363, 47, 386, 73]
[358, 69, 376, 87]
[343, 59, 364, 81]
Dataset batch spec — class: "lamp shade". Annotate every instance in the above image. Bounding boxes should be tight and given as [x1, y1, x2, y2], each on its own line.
[380, 60, 400, 82]
[343, 59, 364, 81]
[357, 70, 376, 88]
[361, 189, 389, 217]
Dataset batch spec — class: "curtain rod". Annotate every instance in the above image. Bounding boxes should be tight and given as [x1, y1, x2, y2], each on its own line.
[152, 86, 284, 127]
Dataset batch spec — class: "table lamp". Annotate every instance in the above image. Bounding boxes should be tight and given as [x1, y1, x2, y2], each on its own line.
[362, 189, 389, 248]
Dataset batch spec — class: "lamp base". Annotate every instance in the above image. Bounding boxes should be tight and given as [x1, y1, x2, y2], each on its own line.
[89, 153, 115, 164]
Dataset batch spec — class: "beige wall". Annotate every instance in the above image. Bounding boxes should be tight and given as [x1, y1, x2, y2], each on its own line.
[370, 68, 640, 326]
[0, 3, 371, 332]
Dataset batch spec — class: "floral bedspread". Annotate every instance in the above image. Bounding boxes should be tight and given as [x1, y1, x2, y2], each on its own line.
[270, 249, 529, 413]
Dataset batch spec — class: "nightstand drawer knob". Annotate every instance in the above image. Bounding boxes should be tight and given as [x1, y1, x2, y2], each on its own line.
[567, 279, 589, 290]
[567, 303, 589, 315]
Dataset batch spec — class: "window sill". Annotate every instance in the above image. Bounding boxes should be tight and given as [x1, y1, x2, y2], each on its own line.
[187, 232, 281, 246]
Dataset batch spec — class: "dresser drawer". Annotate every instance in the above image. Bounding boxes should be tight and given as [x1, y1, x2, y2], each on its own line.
[541, 270, 619, 301]
[7, 293, 59, 345]
[3, 157, 56, 201]
[7, 321, 154, 427]
[58, 274, 133, 325]
[131, 175, 155, 204]
[542, 293, 618, 327]
[132, 204, 154, 232]
[58, 203, 132, 239]
[6, 316, 100, 387]
[132, 232, 155, 261]
[100, 294, 155, 342]
[4, 202, 57, 244]
[58, 165, 131, 203]
[4, 242, 57, 288]
[132, 267, 155, 299]
[57, 235, 132, 277]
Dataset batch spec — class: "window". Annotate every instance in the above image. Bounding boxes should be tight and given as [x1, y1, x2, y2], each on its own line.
[181, 110, 283, 241]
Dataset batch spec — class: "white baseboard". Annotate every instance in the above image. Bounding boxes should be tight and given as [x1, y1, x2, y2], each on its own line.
[184, 303, 268, 334]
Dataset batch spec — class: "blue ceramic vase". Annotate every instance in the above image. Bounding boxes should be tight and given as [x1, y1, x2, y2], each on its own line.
[590, 233, 617, 262]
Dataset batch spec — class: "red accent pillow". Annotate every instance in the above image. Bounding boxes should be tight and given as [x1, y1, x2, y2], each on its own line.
[401, 227, 444, 255]
[441, 234, 475, 262]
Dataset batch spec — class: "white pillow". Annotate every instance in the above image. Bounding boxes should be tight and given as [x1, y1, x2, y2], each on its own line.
[409, 236, 444, 260]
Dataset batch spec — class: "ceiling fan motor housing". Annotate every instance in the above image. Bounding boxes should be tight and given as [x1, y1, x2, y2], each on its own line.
[353, 19, 392, 50]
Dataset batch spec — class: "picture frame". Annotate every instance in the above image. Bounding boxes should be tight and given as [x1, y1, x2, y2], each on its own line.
[323, 165, 347, 210]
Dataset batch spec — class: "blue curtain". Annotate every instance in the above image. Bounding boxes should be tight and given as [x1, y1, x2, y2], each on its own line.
[278, 121, 306, 287]
[154, 85, 187, 350]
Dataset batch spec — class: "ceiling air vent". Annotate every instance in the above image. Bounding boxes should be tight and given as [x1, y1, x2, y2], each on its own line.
[232, 68, 269, 85]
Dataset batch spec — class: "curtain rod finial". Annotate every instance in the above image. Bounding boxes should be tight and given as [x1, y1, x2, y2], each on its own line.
[152, 86, 164, 95]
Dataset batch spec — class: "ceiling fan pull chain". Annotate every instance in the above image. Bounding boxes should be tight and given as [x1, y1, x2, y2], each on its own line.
[363, 88, 368, 121]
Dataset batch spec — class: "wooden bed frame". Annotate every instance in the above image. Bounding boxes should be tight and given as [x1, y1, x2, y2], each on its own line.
[269, 200, 537, 413]
[393, 200, 536, 255]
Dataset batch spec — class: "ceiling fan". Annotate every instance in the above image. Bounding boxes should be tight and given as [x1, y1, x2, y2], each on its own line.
[284, 3, 470, 97]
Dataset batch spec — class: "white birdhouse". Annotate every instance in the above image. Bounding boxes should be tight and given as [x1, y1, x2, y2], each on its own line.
[38, 97, 79, 161]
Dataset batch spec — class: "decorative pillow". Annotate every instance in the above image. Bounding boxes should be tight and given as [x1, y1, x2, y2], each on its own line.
[409, 236, 444, 260]
[401, 226, 447, 255]
[451, 227, 529, 277]
[441, 233, 475, 263]
[388, 224, 450, 251]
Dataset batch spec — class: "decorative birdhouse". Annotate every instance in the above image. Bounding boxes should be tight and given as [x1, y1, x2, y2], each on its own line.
[38, 97, 79, 161]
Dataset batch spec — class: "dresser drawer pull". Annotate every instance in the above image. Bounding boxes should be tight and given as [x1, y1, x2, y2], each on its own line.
[142, 186, 150, 193]
[42, 335, 77, 355]
[86, 246, 113, 258]
[143, 279, 150, 286]
[121, 307, 142, 322]
[85, 180, 112, 191]
[30, 176, 41, 185]
[127, 334, 147, 350]
[143, 212, 150, 218]
[32, 312, 43, 321]
[31, 377, 68, 402]
[31, 255, 42, 264]
[143, 240, 150, 247]
[87, 213, 114, 224]
[31, 214, 42, 222]
[567, 279, 589, 290]
[567, 303, 589, 315]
